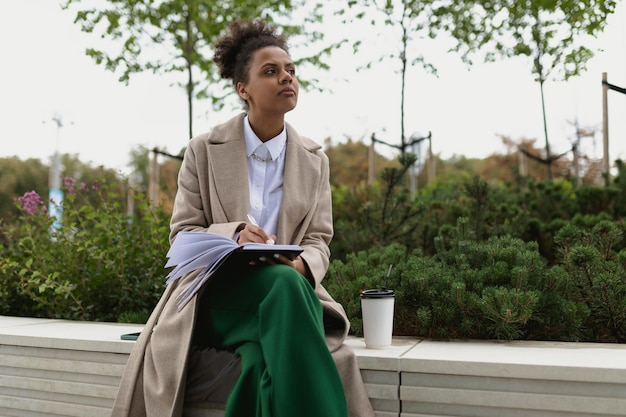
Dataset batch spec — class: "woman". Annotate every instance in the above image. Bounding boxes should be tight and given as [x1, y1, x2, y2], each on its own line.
[112, 18, 374, 417]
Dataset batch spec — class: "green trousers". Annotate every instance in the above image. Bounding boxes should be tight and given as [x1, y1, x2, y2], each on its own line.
[202, 264, 348, 417]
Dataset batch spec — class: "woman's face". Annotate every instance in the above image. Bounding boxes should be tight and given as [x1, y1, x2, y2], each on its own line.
[237, 46, 299, 117]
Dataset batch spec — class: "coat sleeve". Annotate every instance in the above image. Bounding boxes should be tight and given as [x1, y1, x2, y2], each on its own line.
[298, 149, 333, 289]
[169, 137, 207, 243]
[169, 135, 245, 244]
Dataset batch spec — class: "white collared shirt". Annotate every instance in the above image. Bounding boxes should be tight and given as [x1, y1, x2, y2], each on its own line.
[243, 115, 286, 237]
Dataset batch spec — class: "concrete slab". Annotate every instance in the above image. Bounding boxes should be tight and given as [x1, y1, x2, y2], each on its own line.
[400, 339, 626, 383]
[0, 315, 143, 354]
[345, 335, 420, 371]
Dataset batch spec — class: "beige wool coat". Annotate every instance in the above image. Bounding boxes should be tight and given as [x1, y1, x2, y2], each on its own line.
[111, 113, 374, 417]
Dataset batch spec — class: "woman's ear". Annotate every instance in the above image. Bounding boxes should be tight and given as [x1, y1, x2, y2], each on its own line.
[236, 82, 248, 100]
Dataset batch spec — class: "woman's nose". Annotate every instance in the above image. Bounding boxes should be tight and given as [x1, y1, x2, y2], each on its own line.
[279, 70, 292, 83]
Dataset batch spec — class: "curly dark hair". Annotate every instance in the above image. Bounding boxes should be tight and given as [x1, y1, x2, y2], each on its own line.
[213, 18, 289, 89]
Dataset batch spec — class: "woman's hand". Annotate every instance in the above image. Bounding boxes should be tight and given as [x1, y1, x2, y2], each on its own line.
[238, 223, 276, 245]
[239, 223, 309, 276]
[251, 253, 307, 276]
[243, 248, 302, 271]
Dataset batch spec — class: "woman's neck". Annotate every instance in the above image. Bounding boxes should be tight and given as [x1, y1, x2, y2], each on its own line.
[247, 113, 285, 142]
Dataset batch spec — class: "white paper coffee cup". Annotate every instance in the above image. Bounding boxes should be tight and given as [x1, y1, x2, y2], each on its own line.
[360, 289, 395, 349]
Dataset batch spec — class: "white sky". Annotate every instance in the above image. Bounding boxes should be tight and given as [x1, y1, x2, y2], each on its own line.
[1, 1, 625, 175]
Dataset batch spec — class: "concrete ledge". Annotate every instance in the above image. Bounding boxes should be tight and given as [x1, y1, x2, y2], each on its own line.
[400, 340, 626, 417]
[0, 316, 140, 417]
[2, 316, 626, 417]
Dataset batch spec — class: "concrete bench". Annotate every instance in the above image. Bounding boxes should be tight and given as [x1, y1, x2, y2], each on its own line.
[1, 315, 626, 416]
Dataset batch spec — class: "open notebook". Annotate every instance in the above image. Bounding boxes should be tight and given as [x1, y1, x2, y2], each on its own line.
[165, 231, 303, 310]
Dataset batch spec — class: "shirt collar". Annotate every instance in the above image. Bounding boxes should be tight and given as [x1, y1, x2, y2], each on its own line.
[243, 115, 287, 161]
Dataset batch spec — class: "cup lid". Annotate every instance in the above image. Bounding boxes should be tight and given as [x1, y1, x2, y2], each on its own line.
[360, 288, 395, 298]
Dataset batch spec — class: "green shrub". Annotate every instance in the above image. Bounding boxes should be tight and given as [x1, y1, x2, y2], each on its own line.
[326, 218, 590, 341]
[0, 178, 170, 322]
[554, 220, 626, 342]
[326, 243, 409, 336]
[3, 157, 626, 344]
[326, 159, 626, 342]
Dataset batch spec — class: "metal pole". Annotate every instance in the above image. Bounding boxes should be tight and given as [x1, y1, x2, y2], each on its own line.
[602, 72, 610, 185]
[48, 115, 64, 232]
[427, 135, 435, 184]
[368, 140, 375, 185]
[409, 143, 417, 196]
[149, 148, 160, 208]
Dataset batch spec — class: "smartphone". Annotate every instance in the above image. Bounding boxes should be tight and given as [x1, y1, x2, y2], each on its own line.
[120, 332, 141, 341]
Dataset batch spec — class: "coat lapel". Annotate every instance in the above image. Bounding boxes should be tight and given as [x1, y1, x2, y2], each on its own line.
[208, 115, 250, 223]
[278, 124, 320, 243]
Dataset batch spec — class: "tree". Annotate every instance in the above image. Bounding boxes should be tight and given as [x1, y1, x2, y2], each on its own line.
[62, 0, 335, 140]
[437, 0, 618, 179]
[341, 0, 439, 153]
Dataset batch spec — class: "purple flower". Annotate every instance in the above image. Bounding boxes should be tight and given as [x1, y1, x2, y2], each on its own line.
[63, 177, 76, 195]
[18, 191, 46, 216]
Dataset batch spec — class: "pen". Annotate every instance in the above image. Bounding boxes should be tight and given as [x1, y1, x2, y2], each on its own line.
[247, 213, 275, 245]
[247, 213, 259, 225]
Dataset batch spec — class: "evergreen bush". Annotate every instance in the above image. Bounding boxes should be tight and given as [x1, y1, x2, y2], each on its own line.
[326, 218, 589, 341]
[554, 220, 626, 342]
[326, 156, 626, 342]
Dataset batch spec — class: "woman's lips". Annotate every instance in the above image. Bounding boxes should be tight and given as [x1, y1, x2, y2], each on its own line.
[279, 88, 296, 96]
